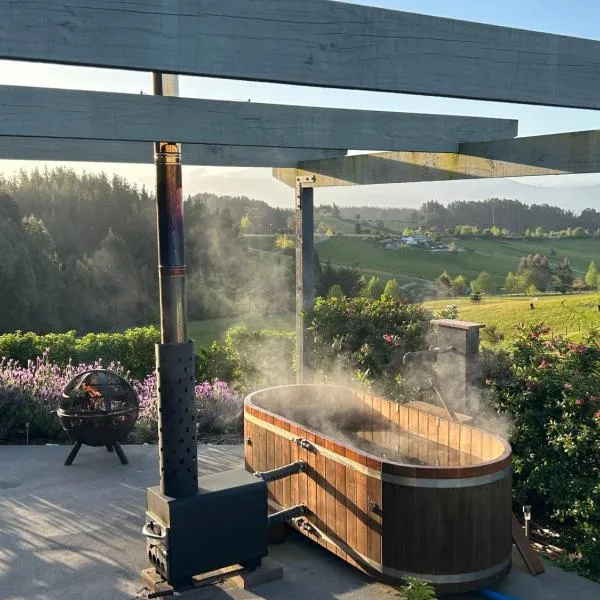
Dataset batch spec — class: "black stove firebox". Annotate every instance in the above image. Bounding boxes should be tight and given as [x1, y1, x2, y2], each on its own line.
[145, 469, 269, 588]
[58, 369, 139, 465]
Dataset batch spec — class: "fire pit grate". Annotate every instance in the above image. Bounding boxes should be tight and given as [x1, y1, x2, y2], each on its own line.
[57, 369, 139, 465]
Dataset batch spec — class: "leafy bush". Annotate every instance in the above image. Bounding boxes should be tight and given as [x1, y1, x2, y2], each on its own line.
[0, 326, 160, 379]
[309, 296, 430, 398]
[398, 577, 437, 600]
[480, 324, 505, 346]
[484, 323, 600, 577]
[222, 325, 296, 393]
[437, 304, 459, 319]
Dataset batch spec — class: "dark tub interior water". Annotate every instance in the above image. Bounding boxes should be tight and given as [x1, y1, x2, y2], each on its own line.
[252, 387, 480, 467]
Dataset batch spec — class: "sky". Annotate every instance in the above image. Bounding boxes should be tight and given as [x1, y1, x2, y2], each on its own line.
[2, 0, 600, 209]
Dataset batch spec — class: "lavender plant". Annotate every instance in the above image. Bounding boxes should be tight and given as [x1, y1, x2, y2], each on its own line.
[0, 350, 242, 444]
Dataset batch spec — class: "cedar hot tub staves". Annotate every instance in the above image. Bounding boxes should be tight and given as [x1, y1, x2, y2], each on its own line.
[244, 384, 512, 595]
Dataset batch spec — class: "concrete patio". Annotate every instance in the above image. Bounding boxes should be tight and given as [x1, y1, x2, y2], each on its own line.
[1, 444, 599, 600]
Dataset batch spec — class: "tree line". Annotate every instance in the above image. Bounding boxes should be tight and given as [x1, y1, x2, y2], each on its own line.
[333, 199, 600, 236]
[0, 168, 294, 334]
[435, 255, 600, 297]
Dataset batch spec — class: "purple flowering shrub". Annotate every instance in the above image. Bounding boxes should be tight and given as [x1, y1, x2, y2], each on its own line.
[483, 323, 600, 576]
[0, 351, 125, 441]
[0, 350, 242, 444]
[132, 376, 243, 442]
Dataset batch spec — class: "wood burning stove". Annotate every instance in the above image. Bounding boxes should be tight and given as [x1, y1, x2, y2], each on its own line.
[58, 369, 139, 465]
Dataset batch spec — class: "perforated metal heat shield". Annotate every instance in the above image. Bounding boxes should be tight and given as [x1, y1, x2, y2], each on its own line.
[156, 342, 197, 497]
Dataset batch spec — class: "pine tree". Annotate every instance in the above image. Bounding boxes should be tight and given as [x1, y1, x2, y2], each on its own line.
[451, 275, 467, 296]
[364, 276, 383, 299]
[471, 271, 493, 295]
[382, 279, 401, 298]
[585, 260, 599, 289]
[328, 284, 344, 298]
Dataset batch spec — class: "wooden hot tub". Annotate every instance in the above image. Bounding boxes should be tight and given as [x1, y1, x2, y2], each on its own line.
[244, 384, 512, 595]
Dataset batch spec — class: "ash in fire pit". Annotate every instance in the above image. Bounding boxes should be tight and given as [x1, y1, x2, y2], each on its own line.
[58, 369, 139, 465]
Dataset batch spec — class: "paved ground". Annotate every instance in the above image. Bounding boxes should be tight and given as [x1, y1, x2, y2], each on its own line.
[1, 444, 599, 600]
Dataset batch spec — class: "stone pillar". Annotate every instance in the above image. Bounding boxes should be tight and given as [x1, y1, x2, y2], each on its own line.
[430, 319, 484, 414]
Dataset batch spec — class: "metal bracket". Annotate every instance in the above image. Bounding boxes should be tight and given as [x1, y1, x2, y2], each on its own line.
[293, 437, 315, 452]
[296, 175, 316, 185]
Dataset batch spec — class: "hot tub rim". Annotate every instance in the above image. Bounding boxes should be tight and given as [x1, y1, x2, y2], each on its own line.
[244, 384, 512, 478]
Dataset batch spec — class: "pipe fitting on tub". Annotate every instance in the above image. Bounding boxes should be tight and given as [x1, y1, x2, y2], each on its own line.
[254, 460, 306, 483]
[293, 437, 315, 451]
[268, 504, 307, 527]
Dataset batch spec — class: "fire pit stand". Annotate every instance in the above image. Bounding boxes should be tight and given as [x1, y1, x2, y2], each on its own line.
[58, 369, 139, 466]
[64, 439, 129, 466]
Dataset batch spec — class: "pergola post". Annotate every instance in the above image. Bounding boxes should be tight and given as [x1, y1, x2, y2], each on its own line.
[295, 175, 316, 384]
[152, 73, 197, 499]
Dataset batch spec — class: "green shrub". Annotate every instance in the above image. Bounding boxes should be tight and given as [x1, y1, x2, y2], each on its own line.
[485, 323, 600, 578]
[196, 341, 238, 384]
[0, 326, 160, 379]
[398, 577, 437, 599]
[223, 325, 296, 393]
[309, 296, 430, 398]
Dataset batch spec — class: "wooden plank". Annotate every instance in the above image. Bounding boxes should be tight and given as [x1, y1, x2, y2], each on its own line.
[437, 418, 450, 468]
[282, 420, 291, 511]
[459, 424, 473, 466]
[345, 447, 358, 559]
[4, 1, 600, 109]
[0, 85, 517, 152]
[244, 415, 253, 472]
[381, 481, 396, 568]
[297, 427, 308, 518]
[266, 415, 275, 500]
[355, 455, 369, 561]
[306, 429, 317, 527]
[335, 455, 347, 560]
[0, 136, 346, 167]
[325, 438, 338, 556]
[315, 434, 327, 538]
[471, 429, 484, 461]
[482, 434, 495, 462]
[274, 130, 600, 188]
[512, 514, 545, 576]
[366, 459, 382, 565]
[273, 418, 282, 505]
[290, 424, 299, 506]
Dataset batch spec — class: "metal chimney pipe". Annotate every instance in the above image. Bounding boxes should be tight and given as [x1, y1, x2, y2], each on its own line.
[153, 73, 187, 345]
[153, 73, 197, 498]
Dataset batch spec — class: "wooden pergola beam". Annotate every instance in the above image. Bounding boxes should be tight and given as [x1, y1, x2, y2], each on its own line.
[0, 86, 517, 152]
[0, 136, 346, 167]
[273, 130, 600, 188]
[3, 1, 600, 109]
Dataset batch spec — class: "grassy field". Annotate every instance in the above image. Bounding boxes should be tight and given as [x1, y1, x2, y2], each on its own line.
[189, 314, 294, 348]
[424, 293, 600, 342]
[316, 236, 600, 286]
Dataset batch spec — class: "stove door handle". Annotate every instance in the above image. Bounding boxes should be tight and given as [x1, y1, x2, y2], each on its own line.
[142, 522, 166, 540]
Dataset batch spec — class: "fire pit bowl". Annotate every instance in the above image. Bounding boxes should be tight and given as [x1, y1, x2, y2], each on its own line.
[58, 369, 139, 465]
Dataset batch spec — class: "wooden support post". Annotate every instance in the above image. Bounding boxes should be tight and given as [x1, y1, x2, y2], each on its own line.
[295, 176, 316, 384]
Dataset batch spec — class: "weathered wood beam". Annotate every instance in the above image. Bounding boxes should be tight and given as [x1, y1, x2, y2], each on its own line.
[0, 136, 346, 167]
[0, 86, 517, 152]
[295, 177, 316, 384]
[273, 130, 600, 188]
[2, 1, 600, 109]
